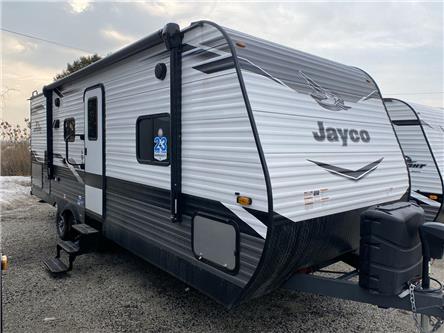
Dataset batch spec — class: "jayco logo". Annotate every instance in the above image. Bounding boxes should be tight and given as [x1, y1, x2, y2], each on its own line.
[405, 156, 426, 169]
[300, 71, 351, 111]
[313, 121, 371, 146]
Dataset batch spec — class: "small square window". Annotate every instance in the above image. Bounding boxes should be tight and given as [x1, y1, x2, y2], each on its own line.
[63, 118, 75, 142]
[88, 97, 98, 140]
[136, 113, 170, 165]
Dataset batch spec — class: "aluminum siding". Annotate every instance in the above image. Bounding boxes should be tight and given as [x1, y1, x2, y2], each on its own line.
[226, 29, 408, 222]
[30, 94, 49, 190]
[182, 24, 268, 213]
[47, 24, 266, 289]
[411, 102, 444, 179]
[106, 178, 263, 287]
[30, 94, 46, 162]
[386, 100, 442, 195]
[386, 99, 443, 221]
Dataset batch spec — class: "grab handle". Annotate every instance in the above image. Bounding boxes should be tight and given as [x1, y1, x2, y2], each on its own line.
[65, 133, 85, 169]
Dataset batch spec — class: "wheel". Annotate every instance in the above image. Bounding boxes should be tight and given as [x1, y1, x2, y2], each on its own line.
[56, 210, 75, 240]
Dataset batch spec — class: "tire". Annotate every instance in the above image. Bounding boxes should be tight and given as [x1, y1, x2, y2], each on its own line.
[56, 210, 75, 240]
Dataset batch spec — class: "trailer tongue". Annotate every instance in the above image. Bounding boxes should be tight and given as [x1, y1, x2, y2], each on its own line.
[284, 202, 444, 331]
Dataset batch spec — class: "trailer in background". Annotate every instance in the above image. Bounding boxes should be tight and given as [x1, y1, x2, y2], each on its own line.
[385, 98, 444, 222]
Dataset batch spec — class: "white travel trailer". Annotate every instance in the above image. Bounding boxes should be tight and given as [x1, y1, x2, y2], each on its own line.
[385, 99, 444, 222]
[30, 21, 444, 320]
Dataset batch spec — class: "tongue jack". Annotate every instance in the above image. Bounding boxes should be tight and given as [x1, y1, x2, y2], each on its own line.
[419, 222, 444, 290]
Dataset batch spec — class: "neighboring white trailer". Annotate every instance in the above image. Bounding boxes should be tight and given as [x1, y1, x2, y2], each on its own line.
[30, 92, 48, 193]
[385, 98, 444, 222]
[30, 22, 444, 320]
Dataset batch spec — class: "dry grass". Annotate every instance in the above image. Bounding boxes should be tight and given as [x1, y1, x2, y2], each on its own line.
[1, 141, 30, 176]
[1, 120, 31, 176]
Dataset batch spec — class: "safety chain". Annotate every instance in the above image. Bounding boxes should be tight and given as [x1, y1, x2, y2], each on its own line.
[409, 282, 444, 333]
[409, 282, 421, 332]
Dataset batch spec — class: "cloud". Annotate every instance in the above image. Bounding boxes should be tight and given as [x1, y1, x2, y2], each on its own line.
[101, 28, 136, 46]
[136, 0, 217, 27]
[291, 3, 442, 53]
[68, 0, 92, 14]
[143, 2, 440, 53]
[1, 0, 442, 127]
[2, 60, 56, 124]
[137, 1, 195, 17]
[1, 35, 38, 55]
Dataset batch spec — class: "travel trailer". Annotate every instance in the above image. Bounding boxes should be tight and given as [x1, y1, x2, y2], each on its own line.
[30, 21, 444, 322]
[385, 99, 444, 222]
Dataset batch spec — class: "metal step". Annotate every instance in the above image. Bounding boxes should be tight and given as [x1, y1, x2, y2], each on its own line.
[57, 240, 80, 255]
[43, 257, 69, 274]
[72, 223, 99, 235]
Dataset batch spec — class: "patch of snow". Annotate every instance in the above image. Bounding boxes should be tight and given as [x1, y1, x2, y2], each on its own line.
[0, 176, 31, 208]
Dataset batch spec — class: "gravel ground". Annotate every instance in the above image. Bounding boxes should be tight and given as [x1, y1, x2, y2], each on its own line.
[1, 176, 443, 332]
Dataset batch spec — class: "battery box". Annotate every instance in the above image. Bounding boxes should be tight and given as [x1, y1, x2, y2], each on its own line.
[359, 202, 424, 295]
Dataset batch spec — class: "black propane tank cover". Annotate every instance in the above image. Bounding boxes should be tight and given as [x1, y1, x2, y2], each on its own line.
[359, 202, 425, 295]
[155, 63, 167, 80]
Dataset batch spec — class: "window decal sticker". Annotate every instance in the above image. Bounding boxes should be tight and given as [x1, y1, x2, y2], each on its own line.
[154, 128, 167, 161]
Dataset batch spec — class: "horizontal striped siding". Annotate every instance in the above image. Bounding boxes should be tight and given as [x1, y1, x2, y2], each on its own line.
[228, 29, 408, 222]
[386, 100, 443, 195]
[105, 179, 263, 286]
[181, 23, 267, 212]
[30, 95, 46, 160]
[44, 23, 266, 290]
[411, 102, 444, 178]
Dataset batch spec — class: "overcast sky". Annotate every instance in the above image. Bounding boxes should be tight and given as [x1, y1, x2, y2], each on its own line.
[1, 1, 443, 125]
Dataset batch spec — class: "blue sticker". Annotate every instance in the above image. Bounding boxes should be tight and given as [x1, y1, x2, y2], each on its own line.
[154, 135, 167, 161]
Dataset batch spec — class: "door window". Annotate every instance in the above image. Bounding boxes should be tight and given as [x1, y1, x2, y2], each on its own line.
[87, 97, 98, 140]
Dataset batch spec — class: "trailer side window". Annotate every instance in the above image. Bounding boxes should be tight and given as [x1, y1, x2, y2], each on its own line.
[136, 113, 170, 165]
[87, 97, 98, 140]
[63, 118, 75, 142]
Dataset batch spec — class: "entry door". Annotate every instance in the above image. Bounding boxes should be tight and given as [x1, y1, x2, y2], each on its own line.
[84, 87, 103, 217]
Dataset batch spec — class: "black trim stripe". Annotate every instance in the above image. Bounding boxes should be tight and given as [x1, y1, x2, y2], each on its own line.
[43, 88, 53, 179]
[163, 23, 183, 223]
[85, 208, 103, 222]
[392, 119, 421, 126]
[193, 56, 235, 74]
[415, 190, 443, 203]
[85, 172, 103, 189]
[192, 56, 284, 87]
[106, 175, 267, 237]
